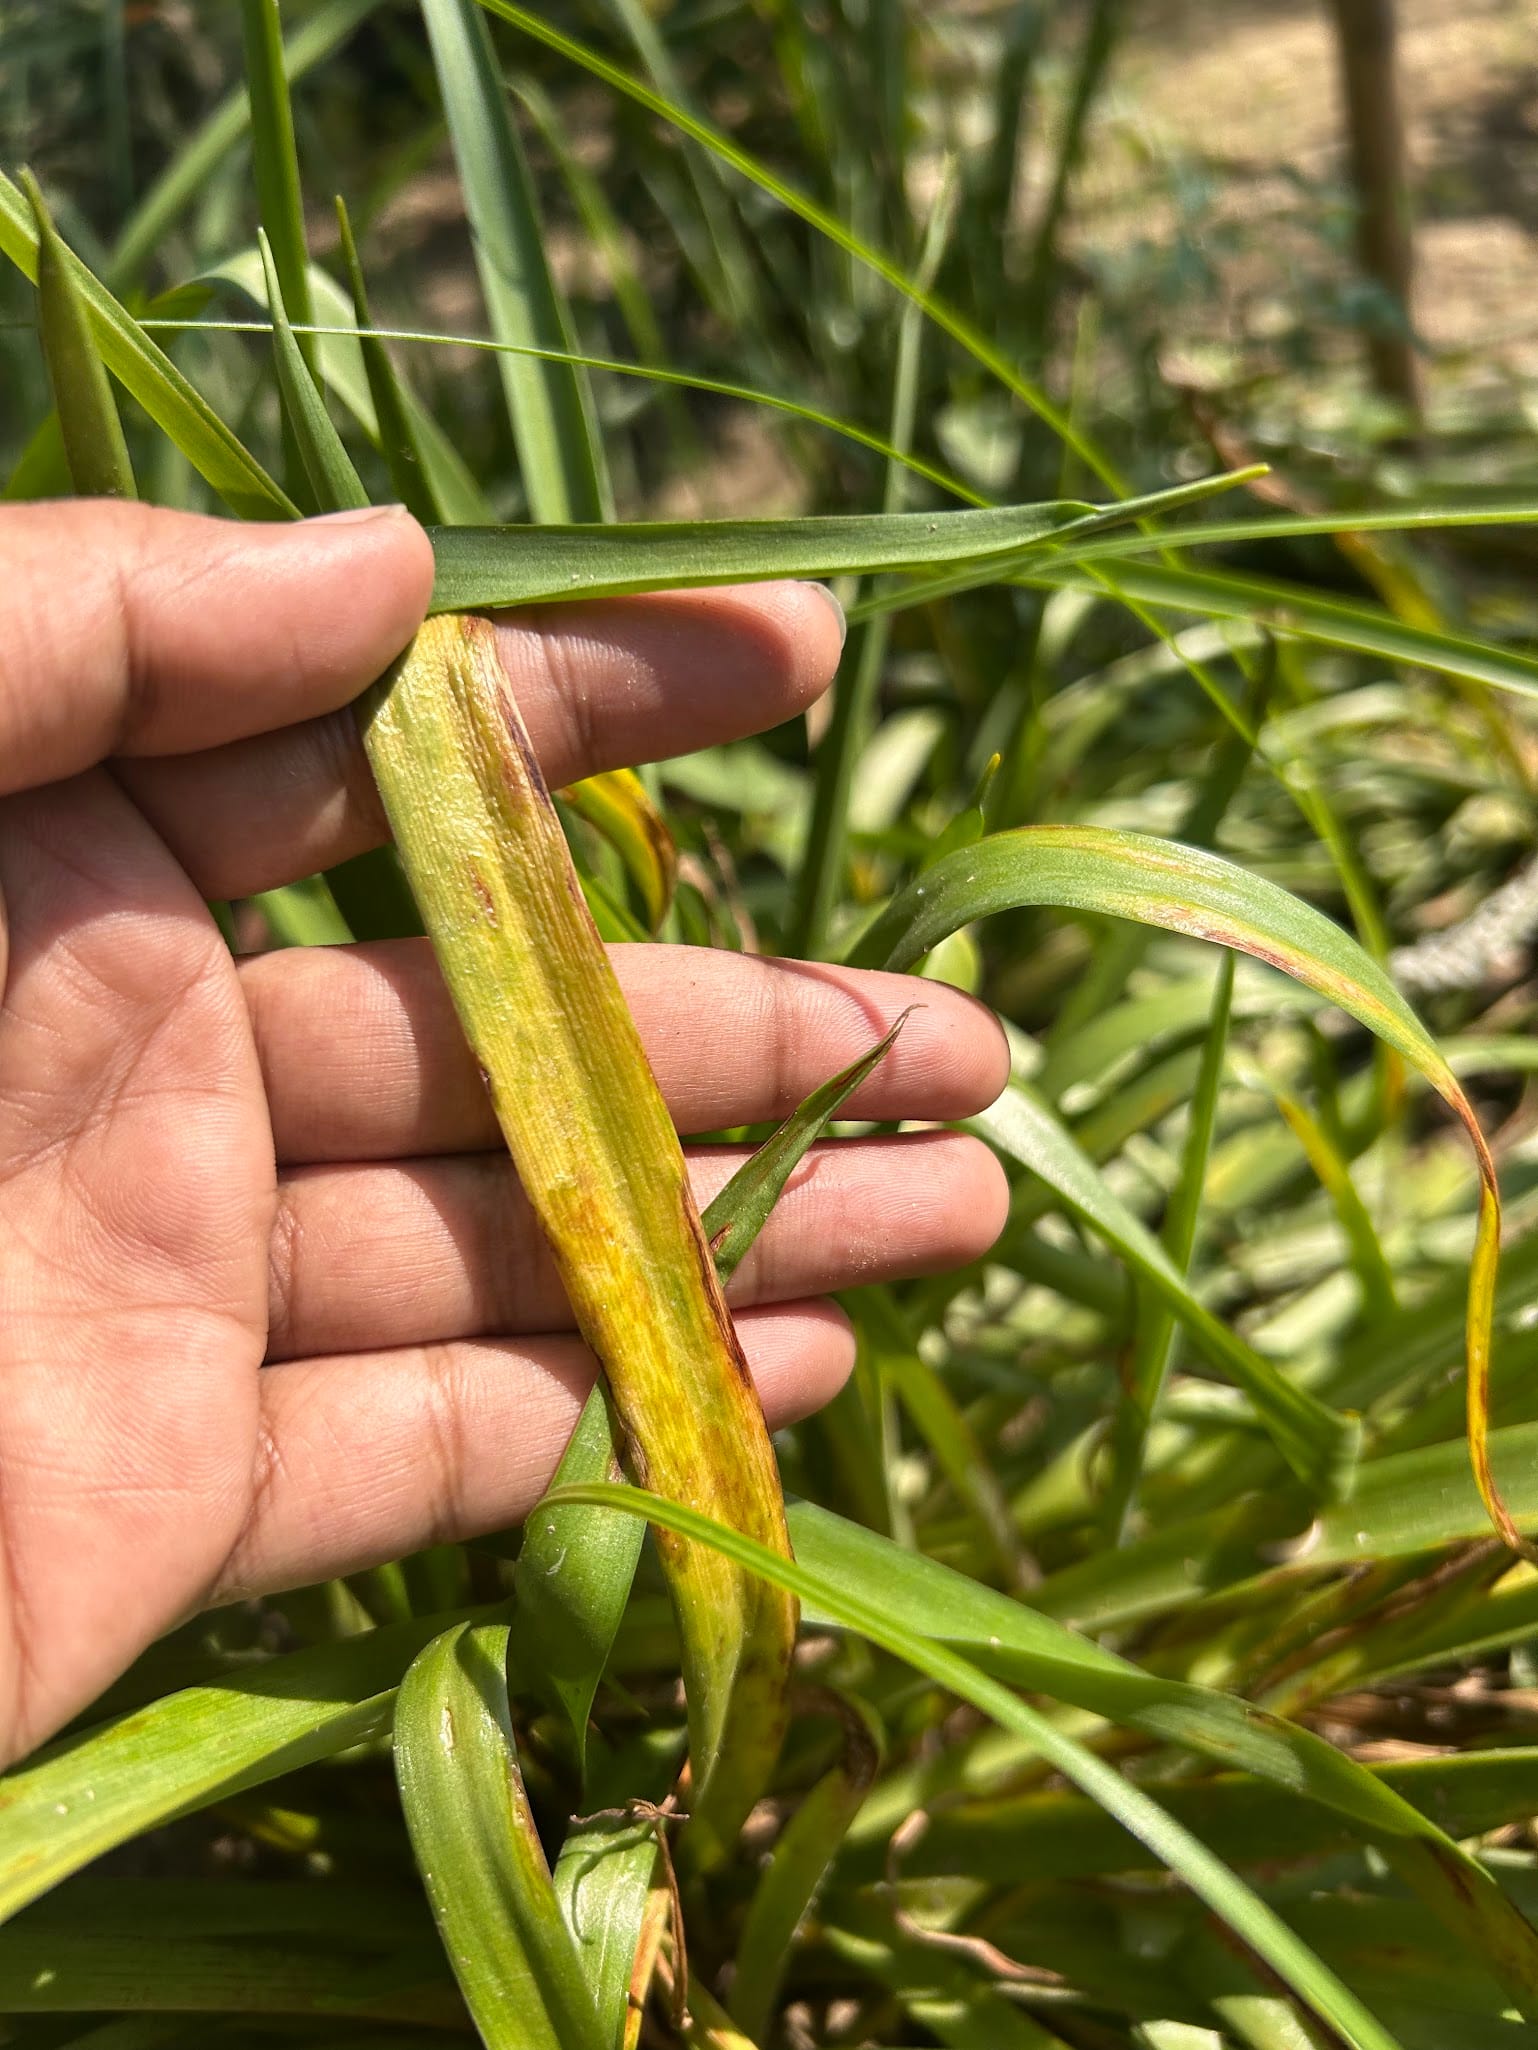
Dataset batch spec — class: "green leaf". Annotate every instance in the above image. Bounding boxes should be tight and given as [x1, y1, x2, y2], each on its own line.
[468, 0, 1121, 490]
[510, 72, 680, 386]
[334, 196, 444, 524]
[0, 1611, 473, 1926]
[549, 1729, 679, 2047]
[424, 469, 1254, 613]
[107, 0, 381, 290]
[785, 1502, 1538, 2015]
[1074, 500, 1538, 558]
[729, 1692, 882, 2041]
[0, 171, 292, 519]
[1023, 553, 1538, 703]
[258, 228, 369, 513]
[394, 1618, 606, 2050]
[702, 1011, 910, 1287]
[546, 1483, 1405, 2050]
[788, 166, 952, 961]
[252, 873, 353, 948]
[240, 0, 318, 380]
[855, 822, 1509, 1542]
[0, 1929, 457, 2023]
[1311, 1420, 1538, 1565]
[511, 1388, 640, 1780]
[21, 171, 136, 499]
[1103, 949, 1234, 1538]
[972, 1077, 1357, 1498]
[888, 1748, 1538, 1884]
[424, 0, 611, 522]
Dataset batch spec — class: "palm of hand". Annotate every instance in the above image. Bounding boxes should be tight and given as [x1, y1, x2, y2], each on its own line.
[0, 503, 1007, 1768]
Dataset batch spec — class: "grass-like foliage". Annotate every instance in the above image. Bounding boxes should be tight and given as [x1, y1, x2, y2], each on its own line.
[5, 3, 1538, 2045]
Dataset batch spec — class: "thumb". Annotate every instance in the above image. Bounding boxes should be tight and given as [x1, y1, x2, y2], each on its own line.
[0, 500, 435, 796]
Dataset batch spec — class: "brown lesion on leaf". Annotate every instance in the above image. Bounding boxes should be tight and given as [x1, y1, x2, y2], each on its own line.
[501, 698, 554, 807]
[681, 1187, 754, 1390]
[464, 860, 498, 927]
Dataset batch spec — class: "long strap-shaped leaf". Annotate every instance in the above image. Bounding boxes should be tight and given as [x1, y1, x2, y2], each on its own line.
[394, 1619, 605, 2050]
[851, 822, 1514, 1554]
[548, 1484, 1405, 2050]
[424, 0, 611, 523]
[0, 1611, 472, 1926]
[360, 613, 795, 1867]
[973, 1077, 1357, 1498]
[786, 1502, 1538, 2016]
[423, 466, 1254, 611]
[0, 171, 293, 520]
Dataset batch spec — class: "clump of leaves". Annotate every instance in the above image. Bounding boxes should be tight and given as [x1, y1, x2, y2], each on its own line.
[5, 4, 1538, 2047]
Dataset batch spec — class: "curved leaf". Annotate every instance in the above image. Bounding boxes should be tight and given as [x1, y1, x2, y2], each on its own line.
[546, 1483, 1404, 2050]
[786, 1502, 1538, 2013]
[852, 824, 1510, 1550]
[0, 1612, 473, 1926]
[560, 768, 677, 934]
[394, 1619, 604, 2050]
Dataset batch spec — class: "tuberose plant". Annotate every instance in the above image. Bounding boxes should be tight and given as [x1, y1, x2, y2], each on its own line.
[5, 4, 1538, 2046]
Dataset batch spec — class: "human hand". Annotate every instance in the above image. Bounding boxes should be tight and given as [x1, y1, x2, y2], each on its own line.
[0, 500, 1009, 1767]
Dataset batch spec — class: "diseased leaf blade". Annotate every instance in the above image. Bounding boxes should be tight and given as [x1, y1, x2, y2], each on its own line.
[362, 613, 795, 1868]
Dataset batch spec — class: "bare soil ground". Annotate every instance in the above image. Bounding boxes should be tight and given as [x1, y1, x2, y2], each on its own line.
[1081, 0, 1538, 413]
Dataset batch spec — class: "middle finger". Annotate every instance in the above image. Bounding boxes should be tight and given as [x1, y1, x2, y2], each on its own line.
[241, 940, 1010, 1162]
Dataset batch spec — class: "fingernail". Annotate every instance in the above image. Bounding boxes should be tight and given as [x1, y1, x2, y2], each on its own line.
[802, 580, 848, 650]
[309, 502, 409, 527]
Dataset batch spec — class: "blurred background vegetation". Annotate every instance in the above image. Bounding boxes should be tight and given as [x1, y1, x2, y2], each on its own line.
[9, 0, 1535, 965]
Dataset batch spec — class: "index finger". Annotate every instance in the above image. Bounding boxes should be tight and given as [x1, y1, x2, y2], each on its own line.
[115, 580, 846, 903]
[0, 500, 434, 796]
